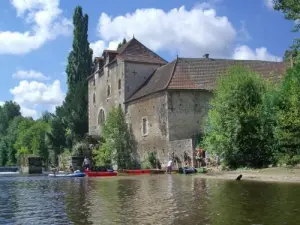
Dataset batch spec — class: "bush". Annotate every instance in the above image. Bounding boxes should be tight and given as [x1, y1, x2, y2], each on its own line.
[203, 65, 275, 168]
[274, 64, 300, 163]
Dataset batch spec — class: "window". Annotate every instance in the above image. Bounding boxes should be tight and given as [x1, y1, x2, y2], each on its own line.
[118, 79, 121, 90]
[142, 117, 148, 135]
[98, 109, 105, 125]
[107, 85, 111, 97]
[93, 93, 96, 104]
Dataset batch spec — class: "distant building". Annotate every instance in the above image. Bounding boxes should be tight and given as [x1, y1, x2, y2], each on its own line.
[87, 37, 286, 167]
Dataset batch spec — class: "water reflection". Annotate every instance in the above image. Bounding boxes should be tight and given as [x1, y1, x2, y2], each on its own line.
[1, 175, 300, 224]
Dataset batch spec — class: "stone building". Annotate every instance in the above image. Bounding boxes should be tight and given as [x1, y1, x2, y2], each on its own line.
[87, 38, 286, 167]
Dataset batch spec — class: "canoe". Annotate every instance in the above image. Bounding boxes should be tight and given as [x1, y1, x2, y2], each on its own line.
[123, 169, 151, 175]
[48, 172, 86, 177]
[85, 171, 118, 177]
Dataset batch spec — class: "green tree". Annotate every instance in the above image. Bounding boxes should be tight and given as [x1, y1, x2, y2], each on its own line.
[93, 106, 134, 169]
[0, 101, 21, 135]
[117, 38, 127, 49]
[203, 65, 274, 168]
[274, 63, 300, 164]
[0, 137, 8, 166]
[14, 120, 50, 163]
[273, 0, 300, 32]
[46, 115, 67, 164]
[5, 116, 29, 165]
[273, 0, 300, 64]
[60, 5, 93, 141]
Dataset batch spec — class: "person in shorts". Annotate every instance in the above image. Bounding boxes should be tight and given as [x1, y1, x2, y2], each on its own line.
[82, 156, 90, 171]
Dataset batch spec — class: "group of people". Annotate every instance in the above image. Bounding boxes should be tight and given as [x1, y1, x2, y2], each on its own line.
[195, 148, 209, 167]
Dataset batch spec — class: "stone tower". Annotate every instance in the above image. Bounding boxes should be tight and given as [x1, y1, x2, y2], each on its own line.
[87, 38, 167, 137]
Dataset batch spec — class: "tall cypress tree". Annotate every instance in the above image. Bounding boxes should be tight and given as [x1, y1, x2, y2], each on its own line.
[60, 6, 93, 141]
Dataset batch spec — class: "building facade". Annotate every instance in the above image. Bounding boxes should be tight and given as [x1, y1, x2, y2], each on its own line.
[88, 38, 286, 167]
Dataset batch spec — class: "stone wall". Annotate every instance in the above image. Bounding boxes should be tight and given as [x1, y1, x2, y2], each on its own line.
[167, 90, 212, 141]
[88, 59, 125, 136]
[168, 138, 196, 168]
[58, 155, 85, 171]
[126, 92, 169, 163]
[19, 156, 43, 174]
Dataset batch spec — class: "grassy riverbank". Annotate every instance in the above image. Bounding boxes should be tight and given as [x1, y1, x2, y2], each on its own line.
[197, 167, 300, 183]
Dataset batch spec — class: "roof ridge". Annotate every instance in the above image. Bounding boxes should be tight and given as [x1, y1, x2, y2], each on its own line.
[164, 58, 179, 89]
[119, 38, 168, 63]
[177, 57, 284, 64]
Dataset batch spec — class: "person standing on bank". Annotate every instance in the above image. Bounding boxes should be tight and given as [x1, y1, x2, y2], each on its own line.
[167, 159, 173, 174]
[82, 156, 90, 171]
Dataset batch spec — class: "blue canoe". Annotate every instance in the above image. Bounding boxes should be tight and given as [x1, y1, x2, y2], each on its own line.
[48, 171, 86, 177]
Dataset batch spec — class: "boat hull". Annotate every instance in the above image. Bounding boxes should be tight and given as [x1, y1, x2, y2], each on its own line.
[85, 171, 118, 177]
[48, 172, 86, 177]
[123, 169, 151, 175]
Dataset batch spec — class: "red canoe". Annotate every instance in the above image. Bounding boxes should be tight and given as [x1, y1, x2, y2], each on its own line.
[123, 169, 151, 175]
[85, 171, 118, 177]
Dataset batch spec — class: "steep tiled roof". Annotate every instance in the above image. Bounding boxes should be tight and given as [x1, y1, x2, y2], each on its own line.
[106, 38, 168, 66]
[117, 38, 167, 64]
[126, 57, 287, 102]
[126, 60, 177, 102]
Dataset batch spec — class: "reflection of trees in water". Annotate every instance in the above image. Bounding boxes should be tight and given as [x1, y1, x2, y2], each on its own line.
[3, 177, 90, 224]
[169, 176, 210, 225]
[0, 179, 19, 224]
[86, 178, 120, 224]
[64, 178, 92, 225]
[209, 180, 300, 225]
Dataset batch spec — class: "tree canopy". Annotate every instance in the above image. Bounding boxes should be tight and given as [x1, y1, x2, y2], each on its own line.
[93, 106, 135, 169]
[203, 65, 275, 168]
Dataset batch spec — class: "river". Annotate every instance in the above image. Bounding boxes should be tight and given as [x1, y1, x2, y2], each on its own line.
[0, 174, 300, 225]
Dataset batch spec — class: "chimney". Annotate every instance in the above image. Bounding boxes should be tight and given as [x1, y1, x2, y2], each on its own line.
[203, 53, 209, 59]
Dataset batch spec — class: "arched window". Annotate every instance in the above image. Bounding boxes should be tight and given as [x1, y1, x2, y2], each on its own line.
[107, 85, 111, 97]
[118, 79, 121, 90]
[98, 109, 105, 125]
[93, 93, 96, 104]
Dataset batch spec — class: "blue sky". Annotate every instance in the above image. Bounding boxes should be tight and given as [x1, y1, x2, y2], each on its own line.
[0, 0, 296, 118]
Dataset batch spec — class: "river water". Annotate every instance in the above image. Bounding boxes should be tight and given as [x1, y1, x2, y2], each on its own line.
[0, 174, 300, 225]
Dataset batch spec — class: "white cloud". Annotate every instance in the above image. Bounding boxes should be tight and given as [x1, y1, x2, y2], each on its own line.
[237, 21, 251, 42]
[90, 40, 119, 58]
[265, 0, 274, 9]
[0, 0, 72, 55]
[0, 101, 4, 106]
[233, 45, 281, 61]
[91, 4, 279, 61]
[21, 106, 38, 119]
[10, 79, 65, 118]
[92, 5, 236, 58]
[12, 70, 49, 81]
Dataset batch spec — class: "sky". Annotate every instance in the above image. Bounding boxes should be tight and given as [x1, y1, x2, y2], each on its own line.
[0, 0, 296, 119]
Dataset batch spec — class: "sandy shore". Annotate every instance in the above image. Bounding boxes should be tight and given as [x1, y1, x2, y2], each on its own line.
[196, 167, 300, 183]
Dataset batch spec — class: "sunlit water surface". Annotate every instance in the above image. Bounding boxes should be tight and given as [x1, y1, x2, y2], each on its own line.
[0, 174, 300, 225]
